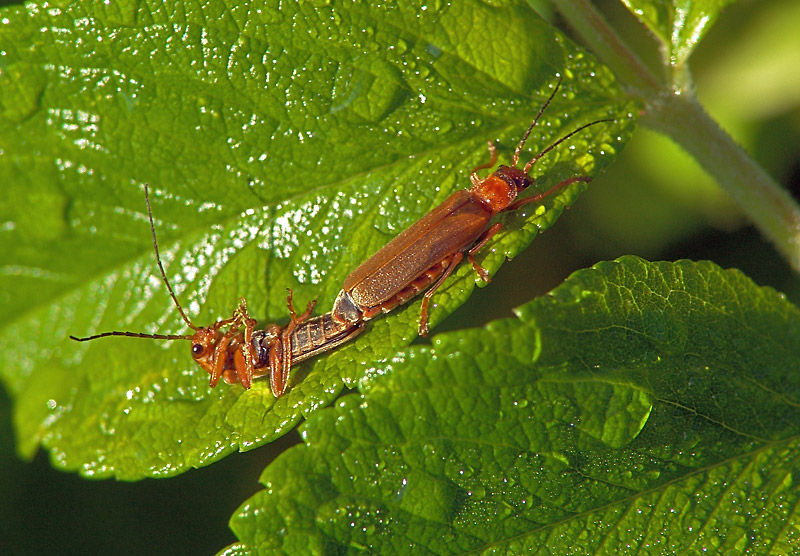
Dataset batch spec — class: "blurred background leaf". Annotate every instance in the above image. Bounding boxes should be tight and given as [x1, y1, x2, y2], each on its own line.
[618, 0, 737, 68]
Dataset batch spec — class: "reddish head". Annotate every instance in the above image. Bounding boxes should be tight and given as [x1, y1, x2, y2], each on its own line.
[69, 185, 241, 389]
[468, 76, 614, 214]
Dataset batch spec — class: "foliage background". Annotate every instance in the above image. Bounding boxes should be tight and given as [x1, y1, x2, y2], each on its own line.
[1, 0, 799, 554]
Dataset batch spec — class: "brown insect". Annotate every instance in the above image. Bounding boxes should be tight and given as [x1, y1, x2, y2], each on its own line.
[72, 77, 612, 394]
[328, 76, 613, 336]
[70, 185, 361, 396]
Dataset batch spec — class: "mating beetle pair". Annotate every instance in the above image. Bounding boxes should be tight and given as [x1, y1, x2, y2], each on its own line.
[72, 77, 613, 397]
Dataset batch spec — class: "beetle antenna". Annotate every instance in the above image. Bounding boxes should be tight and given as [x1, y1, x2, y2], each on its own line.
[69, 185, 200, 344]
[144, 184, 199, 331]
[70, 331, 193, 342]
[511, 76, 563, 168]
[522, 117, 615, 175]
[511, 77, 616, 175]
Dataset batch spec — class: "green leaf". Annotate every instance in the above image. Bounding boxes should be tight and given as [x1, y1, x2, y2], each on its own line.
[229, 257, 800, 554]
[0, 0, 634, 479]
[619, 0, 737, 68]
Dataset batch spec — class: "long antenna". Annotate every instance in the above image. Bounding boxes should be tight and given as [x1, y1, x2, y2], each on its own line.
[523, 117, 615, 175]
[511, 76, 615, 175]
[144, 184, 198, 331]
[511, 75, 563, 168]
[70, 184, 198, 343]
[70, 331, 192, 342]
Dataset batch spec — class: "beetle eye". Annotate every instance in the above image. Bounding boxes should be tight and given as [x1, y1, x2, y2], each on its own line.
[191, 344, 204, 356]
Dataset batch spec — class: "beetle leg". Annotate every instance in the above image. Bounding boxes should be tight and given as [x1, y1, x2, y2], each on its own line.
[230, 348, 248, 387]
[273, 289, 318, 397]
[268, 340, 285, 397]
[243, 302, 258, 387]
[286, 288, 317, 324]
[506, 176, 591, 211]
[209, 332, 234, 388]
[469, 141, 498, 187]
[233, 298, 258, 389]
[465, 222, 503, 282]
[418, 251, 464, 337]
[279, 336, 292, 398]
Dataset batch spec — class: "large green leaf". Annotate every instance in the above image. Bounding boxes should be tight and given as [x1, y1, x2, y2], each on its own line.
[0, 1, 634, 479]
[229, 257, 800, 554]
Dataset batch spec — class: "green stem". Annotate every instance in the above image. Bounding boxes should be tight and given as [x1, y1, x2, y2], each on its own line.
[551, 0, 800, 272]
[645, 94, 800, 270]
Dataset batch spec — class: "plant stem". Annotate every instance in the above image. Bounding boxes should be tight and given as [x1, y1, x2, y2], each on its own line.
[644, 94, 800, 270]
[551, 0, 800, 272]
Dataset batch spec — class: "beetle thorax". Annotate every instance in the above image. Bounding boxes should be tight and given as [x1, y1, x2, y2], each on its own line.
[473, 165, 531, 213]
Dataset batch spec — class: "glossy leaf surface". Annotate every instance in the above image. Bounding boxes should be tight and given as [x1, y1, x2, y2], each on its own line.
[229, 257, 800, 555]
[0, 0, 633, 478]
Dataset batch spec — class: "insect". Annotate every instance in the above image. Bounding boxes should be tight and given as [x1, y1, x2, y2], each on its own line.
[70, 185, 362, 396]
[328, 76, 613, 336]
[72, 76, 612, 395]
